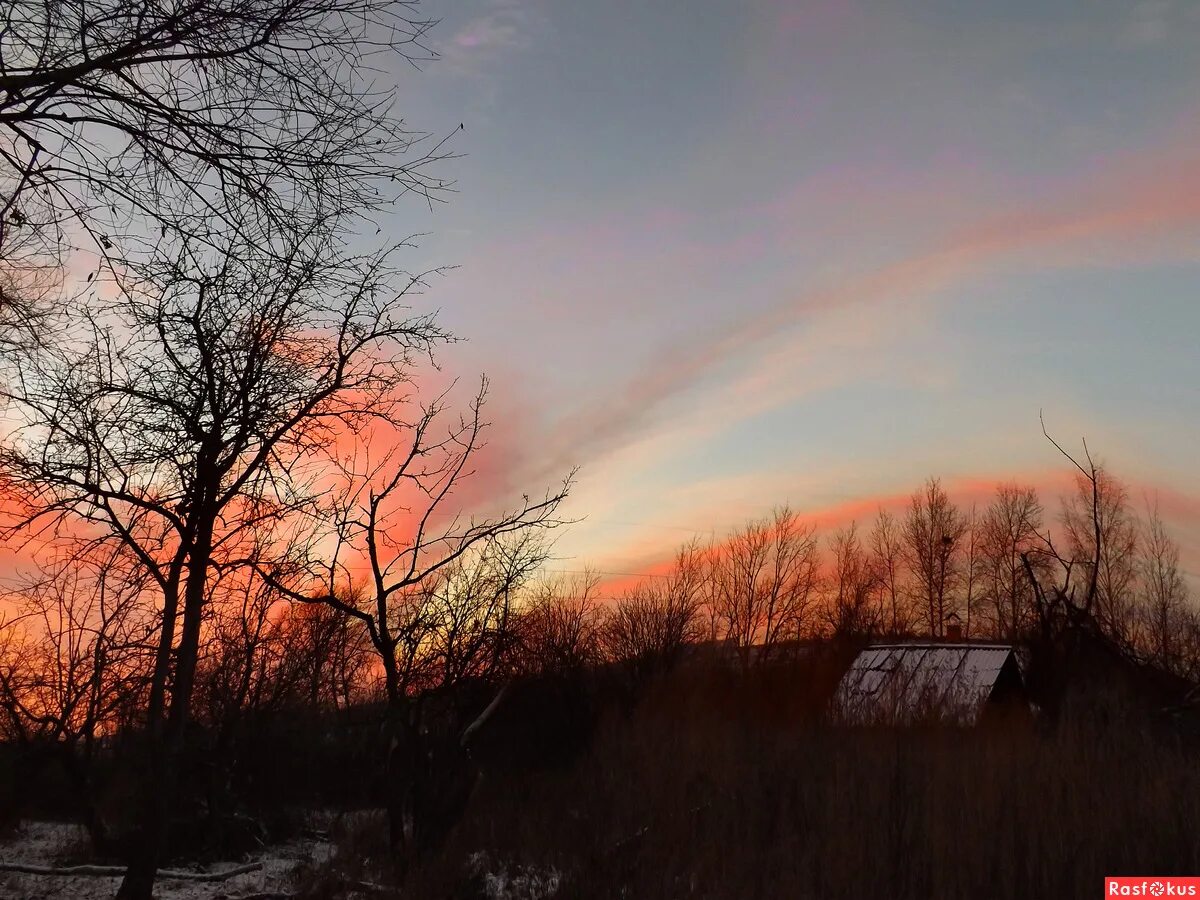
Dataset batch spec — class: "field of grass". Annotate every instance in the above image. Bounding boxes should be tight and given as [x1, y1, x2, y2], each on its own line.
[391, 665, 1200, 900]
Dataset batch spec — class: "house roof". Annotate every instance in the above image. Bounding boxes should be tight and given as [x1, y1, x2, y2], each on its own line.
[833, 642, 1021, 725]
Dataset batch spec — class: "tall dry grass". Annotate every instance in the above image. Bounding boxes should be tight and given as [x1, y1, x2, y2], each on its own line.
[404, 662, 1200, 899]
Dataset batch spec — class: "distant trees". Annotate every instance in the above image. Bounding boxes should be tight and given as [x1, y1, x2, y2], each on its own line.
[577, 461, 1193, 672]
[6, 441, 1188, 741]
[709, 508, 821, 669]
[193, 581, 373, 736]
[1060, 466, 1140, 639]
[824, 522, 880, 639]
[903, 478, 968, 638]
[518, 572, 605, 676]
[979, 484, 1044, 639]
[0, 545, 153, 850]
[1136, 501, 1193, 674]
[194, 576, 293, 738]
[603, 545, 706, 681]
[284, 601, 376, 711]
[869, 508, 909, 636]
[0, 548, 150, 751]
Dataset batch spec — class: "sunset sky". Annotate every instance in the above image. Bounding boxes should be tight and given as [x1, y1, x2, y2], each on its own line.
[369, 0, 1200, 584]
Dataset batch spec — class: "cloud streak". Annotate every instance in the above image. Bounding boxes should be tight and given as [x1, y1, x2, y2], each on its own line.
[535, 152, 1200, 477]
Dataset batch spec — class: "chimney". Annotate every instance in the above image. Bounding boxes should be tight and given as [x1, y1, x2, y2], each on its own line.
[945, 612, 963, 642]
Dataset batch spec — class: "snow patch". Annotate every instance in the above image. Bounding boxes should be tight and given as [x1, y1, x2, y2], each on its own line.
[0, 820, 331, 899]
[469, 851, 561, 900]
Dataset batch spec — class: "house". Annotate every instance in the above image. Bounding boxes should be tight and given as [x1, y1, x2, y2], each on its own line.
[833, 642, 1029, 725]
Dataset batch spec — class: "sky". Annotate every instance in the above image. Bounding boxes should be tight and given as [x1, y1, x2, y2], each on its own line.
[363, 0, 1200, 584]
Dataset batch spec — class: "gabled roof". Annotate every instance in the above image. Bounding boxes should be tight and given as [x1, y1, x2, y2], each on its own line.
[833, 643, 1022, 725]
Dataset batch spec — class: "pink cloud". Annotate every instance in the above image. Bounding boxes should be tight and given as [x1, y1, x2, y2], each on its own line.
[530, 151, 1200, 478]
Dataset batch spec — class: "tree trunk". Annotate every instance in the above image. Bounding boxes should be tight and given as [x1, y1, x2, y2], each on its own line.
[383, 700, 419, 885]
[115, 582, 179, 900]
[117, 520, 214, 899]
[115, 836, 159, 900]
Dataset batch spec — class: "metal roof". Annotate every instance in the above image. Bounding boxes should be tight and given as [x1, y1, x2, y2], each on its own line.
[833, 643, 1019, 725]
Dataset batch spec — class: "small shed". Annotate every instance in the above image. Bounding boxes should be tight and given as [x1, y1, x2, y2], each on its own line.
[833, 642, 1028, 725]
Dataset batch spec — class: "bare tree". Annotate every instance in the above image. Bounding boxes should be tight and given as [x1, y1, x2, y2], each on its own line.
[194, 574, 287, 731]
[0, 236, 448, 898]
[869, 507, 908, 636]
[192, 571, 373, 745]
[283, 599, 375, 711]
[710, 507, 821, 669]
[979, 483, 1044, 640]
[417, 533, 547, 693]
[902, 478, 966, 638]
[1136, 499, 1190, 672]
[0, 0, 450, 271]
[0, 548, 152, 735]
[262, 380, 570, 860]
[603, 544, 704, 679]
[0, 617, 26, 745]
[961, 504, 982, 639]
[1012, 421, 1195, 727]
[1060, 465, 1139, 640]
[824, 521, 881, 639]
[518, 570, 605, 676]
[0, 544, 153, 848]
[1020, 420, 1107, 640]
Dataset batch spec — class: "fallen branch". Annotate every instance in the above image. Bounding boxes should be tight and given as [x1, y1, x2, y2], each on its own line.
[0, 860, 263, 881]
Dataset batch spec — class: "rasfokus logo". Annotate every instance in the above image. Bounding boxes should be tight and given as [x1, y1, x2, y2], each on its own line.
[1106, 878, 1200, 897]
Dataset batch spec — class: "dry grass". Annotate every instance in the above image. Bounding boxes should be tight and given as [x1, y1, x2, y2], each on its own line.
[290, 810, 409, 900]
[404, 663, 1200, 899]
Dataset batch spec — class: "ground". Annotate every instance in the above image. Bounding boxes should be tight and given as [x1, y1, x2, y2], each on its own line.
[0, 820, 330, 899]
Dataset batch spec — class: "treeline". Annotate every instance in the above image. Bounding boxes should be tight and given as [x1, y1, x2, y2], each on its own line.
[2, 465, 1193, 839]
[3, 445, 1193, 895]
[524, 470, 1195, 679]
[1, 466, 1194, 748]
